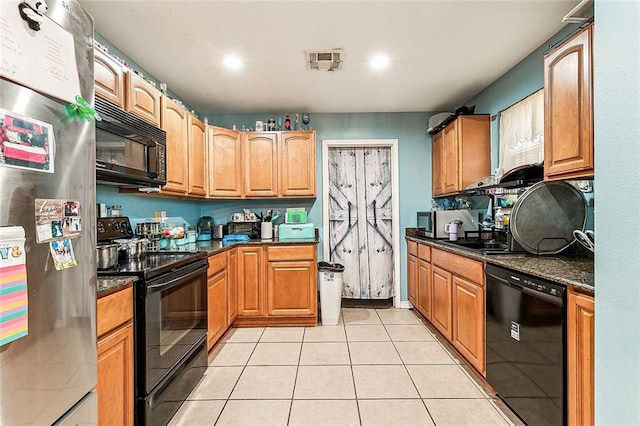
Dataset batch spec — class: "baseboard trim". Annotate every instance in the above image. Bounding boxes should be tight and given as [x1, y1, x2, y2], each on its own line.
[399, 300, 413, 309]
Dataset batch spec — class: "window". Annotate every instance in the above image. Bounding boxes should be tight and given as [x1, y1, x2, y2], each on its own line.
[498, 89, 544, 172]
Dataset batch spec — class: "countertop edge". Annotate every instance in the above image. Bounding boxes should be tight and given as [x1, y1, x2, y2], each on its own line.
[405, 235, 594, 294]
[97, 275, 138, 297]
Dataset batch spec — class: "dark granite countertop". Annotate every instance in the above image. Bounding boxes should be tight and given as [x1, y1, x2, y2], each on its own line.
[405, 232, 594, 294]
[97, 275, 138, 297]
[153, 237, 320, 256]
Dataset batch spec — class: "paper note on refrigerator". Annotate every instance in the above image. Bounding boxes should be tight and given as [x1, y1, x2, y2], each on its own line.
[0, 226, 28, 346]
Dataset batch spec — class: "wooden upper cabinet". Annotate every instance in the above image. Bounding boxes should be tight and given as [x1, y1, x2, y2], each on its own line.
[94, 48, 125, 108]
[161, 97, 188, 194]
[188, 115, 207, 197]
[431, 131, 445, 196]
[568, 289, 594, 426]
[125, 71, 161, 126]
[207, 126, 243, 198]
[544, 24, 594, 181]
[244, 132, 278, 197]
[431, 115, 490, 197]
[279, 131, 316, 197]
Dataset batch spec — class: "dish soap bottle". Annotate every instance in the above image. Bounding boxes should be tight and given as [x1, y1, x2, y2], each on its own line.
[494, 207, 504, 230]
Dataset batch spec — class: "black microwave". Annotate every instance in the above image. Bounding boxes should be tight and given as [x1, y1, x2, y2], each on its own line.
[95, 97, 167, 187]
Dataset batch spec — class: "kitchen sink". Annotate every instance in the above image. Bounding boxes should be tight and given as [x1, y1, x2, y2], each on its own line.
[439, 239, 512, 255]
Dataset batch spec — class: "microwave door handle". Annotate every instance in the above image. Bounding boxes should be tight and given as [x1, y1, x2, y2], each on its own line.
[147, 143, 159, 178]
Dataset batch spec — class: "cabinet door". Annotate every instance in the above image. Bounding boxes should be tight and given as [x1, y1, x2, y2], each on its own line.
[207, 269, 228, 350]
[244, 132, 278, 197]
[442, 121, 459, 195]
[266, 260, 317, 316]
[568, 290, 594, 426]
[452, 275, 485, 375]
[407, 254, 418, 307]
[544, 24, 593, 181]
[458, 116, 491, 190]
[279, 131, 316, 197]
[237, 246, 264, 317]
[417, 259, 431, 320]
[431, 265, 452, 340]
[188, 115, 207, 197]
[227, 248, 238, 324]
[431, 131, 445, 196]
[125, 72, 161, 126]
[97, 323, 133, 426]
[207, 126, 243, 198]
[161, 97, 188, 194]
[94, 48, 124, 108]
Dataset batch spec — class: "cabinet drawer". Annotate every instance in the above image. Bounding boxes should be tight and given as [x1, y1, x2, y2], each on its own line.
[97, 286, 133, 338]
[408, 241, 418, 257]
[418, 244, 431, 262]
[267, 245, 315, 261]
[208, 252, 226, 276]
[432, 248, 484, 285]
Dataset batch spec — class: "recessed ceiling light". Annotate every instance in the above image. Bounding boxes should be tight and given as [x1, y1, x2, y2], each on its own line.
[370, 54, 390, 70]
[223, 55, 243, 70]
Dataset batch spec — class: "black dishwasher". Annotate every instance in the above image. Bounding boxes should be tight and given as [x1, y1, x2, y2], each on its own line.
[485, 264, 566, 426]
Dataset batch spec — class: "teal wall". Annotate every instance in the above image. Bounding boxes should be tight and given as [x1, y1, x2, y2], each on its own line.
[206, 112, 433, 301]
[465, 23, 582, 169]
[593, 1, 640, 423]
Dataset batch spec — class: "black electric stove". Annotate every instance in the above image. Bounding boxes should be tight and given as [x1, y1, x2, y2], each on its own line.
[97, 217, 206, 279]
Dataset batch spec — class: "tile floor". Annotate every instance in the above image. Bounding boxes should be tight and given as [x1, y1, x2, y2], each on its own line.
[169, 307, 519, 425]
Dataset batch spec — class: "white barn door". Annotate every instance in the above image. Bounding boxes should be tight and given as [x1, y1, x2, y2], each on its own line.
[326, 145, 394, 299]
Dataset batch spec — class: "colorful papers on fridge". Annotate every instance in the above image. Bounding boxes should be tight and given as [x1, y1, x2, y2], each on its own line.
[0, 226, 28, 346]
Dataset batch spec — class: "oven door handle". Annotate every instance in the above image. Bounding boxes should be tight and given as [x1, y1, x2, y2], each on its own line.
[146, 266, 206, 294]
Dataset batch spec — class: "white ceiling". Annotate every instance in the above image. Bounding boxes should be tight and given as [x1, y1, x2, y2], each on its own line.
[80, 0, 579, 114]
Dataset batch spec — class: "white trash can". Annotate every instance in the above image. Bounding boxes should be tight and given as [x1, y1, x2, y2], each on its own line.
[318, 262, 345, 326]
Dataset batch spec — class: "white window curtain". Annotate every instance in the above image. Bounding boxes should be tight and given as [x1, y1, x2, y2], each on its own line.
[499, 89, 544, 172]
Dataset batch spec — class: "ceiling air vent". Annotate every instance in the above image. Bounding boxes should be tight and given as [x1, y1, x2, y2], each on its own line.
[306, 50, 343, 71]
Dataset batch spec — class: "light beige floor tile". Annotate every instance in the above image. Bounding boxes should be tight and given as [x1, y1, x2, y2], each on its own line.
[407, 365, 485, 398]
[385, 324, 435, 342]
[289, 400, 360, 426]
[230, 365, 297, 399]
[342, 308, 382, 325]
[294, 365, 355, 399]
[168, 400, 225, 425]
[376, 308, 422, 325]
[299, 342, 350, 365]
[358, 399, 434, 426]
[345, 325, 390, 342]
[424, 398, 513, 425]
[348, 341, 402, 365]
[216, 399, 291, 426]
[394, 341, 456, 364]
[224, 327, 264, 343]
[247, 342, 301, 365]
[352, 365, 419, 399]
[210, 342, 256, 366]
[187, 366, 243, 400]
[304, 324, 347, 342]
[260, 326, 305, 342]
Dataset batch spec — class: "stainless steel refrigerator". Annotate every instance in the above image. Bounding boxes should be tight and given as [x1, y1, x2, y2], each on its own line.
[0, 0, 97, 423]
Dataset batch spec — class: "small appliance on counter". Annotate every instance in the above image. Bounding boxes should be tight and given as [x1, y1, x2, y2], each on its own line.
[416, 210, 482, 239]
[279, 223, 315, 240]
[196, 216, 213, 241]
[212, 224, 225, 240]
[226, 221, 260, 239]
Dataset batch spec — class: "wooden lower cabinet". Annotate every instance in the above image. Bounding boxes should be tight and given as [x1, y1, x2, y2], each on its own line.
[452, 275, 485, 375]
[417, 259, 431, 320]
[227, 248, 238, 324]
[237, 246, 265, 317]
[207, 252, 228, 350]
[568, 289, 594, 426]
[234, 244, 318, 327]
[431, 265, 453, 341]
[407, 253, 418, 307]
[97, 286, 133, 426]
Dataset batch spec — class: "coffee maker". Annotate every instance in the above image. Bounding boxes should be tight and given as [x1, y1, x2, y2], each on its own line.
[196, 216, 213, 241]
